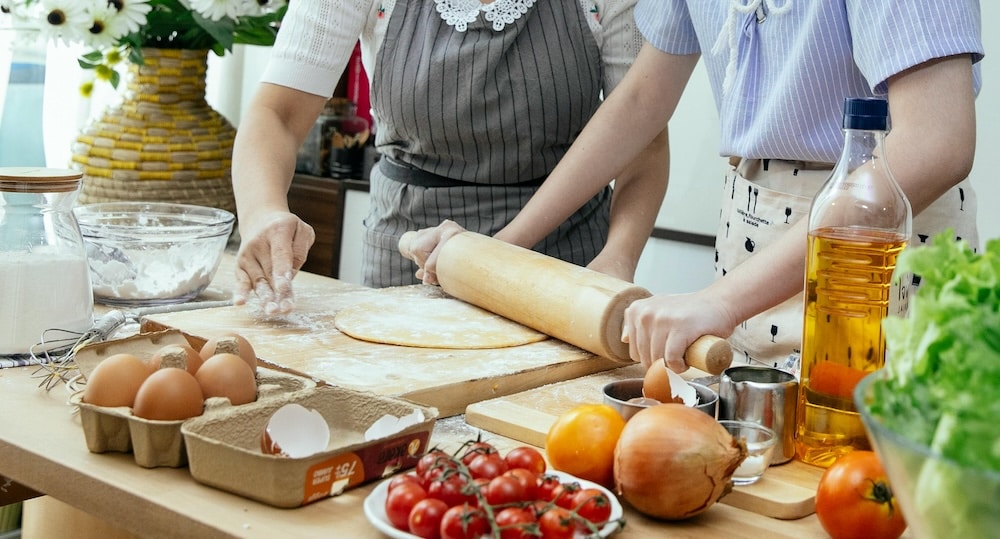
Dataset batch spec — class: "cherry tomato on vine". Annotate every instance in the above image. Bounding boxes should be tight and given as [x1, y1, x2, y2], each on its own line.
[503, 468, 539, 500]
[408, 497, 449, 539]
[553, 481, 580, 509]
[537, 474, 565, 503]
[387, 472, 422, 493]
[384, 481, 427, 530]
[571, 487, 613, 524]
[504, 446, 546, 474]
[461, 441, 499, 465]
[440, 504, 489, 539]
[467, 453, 508, 480]
[537, 506, 576, 539]
[485, 474, 527, 506]
[494, 506, 539, 539]
[427, 473, 477, 508]
[815, 451, 907, 539]
[417, 449, 450, 477]
[417, 450, 457, 486]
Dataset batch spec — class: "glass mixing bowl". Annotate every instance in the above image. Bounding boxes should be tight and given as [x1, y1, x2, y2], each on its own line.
[74, 202, 235, 306]
[855, 373, 1000, 539]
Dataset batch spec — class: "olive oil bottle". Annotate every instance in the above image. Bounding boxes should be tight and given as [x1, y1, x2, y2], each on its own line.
[796, 98, 912, 467]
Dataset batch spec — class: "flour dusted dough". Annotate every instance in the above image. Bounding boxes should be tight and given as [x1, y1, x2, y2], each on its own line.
[334, 297, 548, 349]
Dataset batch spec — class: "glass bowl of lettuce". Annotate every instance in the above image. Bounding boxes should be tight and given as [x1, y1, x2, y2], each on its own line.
[855, 232, 1000, 539]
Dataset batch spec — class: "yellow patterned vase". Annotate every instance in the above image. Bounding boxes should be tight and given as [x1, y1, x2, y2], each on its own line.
[72, 48, 236, 213]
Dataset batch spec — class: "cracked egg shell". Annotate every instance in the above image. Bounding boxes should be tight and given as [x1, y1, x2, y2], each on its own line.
[260, 403, 330, 458]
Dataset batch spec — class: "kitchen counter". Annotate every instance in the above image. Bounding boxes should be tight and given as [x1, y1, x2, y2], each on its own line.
[0, 256, 831, 538]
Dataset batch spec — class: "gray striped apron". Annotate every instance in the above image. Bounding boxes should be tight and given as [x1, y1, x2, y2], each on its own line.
[362, 0, 611, 288]
[718, 158, 979, 373]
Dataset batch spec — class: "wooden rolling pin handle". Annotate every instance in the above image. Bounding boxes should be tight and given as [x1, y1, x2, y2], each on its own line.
[684, 335, 733, 375]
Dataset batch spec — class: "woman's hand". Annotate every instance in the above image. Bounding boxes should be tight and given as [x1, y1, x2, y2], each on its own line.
[398, 219, 466, 285]
[623, 290, 737, 372]
[233, 210, 314, 315]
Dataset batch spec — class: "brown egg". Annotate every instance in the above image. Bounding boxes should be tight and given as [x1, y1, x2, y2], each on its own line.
[196, 353, 257, 406]
[642, 362, 675, 403]
[82, 353, 151, 408]
[132, 368, 204, 421]
[200, 332, 257, 374]
[151, 343, 203, 375]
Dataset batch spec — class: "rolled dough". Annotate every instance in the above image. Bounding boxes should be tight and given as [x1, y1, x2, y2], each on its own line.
[334, 297, 548, 349]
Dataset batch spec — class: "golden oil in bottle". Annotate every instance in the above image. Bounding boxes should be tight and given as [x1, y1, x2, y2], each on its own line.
[796, 227, 906, 466]
[795, 97, 911, 467]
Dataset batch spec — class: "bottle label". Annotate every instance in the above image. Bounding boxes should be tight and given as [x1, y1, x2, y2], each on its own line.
[889, 268, 911, 318]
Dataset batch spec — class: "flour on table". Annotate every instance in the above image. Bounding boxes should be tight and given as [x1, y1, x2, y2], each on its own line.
[334, 297, 547, 349]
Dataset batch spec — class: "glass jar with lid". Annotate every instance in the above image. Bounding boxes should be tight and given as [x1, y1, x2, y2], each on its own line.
[295, 98, 370, 178]
[0, 167, 94, 357]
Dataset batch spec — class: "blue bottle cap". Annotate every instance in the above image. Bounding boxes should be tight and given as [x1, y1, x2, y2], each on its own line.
[843, 97, 888, 130]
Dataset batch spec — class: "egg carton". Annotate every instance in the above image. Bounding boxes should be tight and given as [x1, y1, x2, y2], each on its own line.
[181, 383, 439, 508]
[71, 329, 318, 468]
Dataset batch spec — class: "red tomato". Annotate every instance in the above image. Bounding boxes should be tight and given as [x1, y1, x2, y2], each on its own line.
[537, 506, 575, 539]
[408, 498, 449, 539]
[460, 440, 499, 465]
[440, 504, 489, 539]
[815, 451, 907, 539]
[553, 481, 580, 509]
[387, 472, 422, 493]
[418, 450, 457, 486]
[467, 453, 508, 480]
[384, 482, 427, 530]
[485, 474, 527, 506]
[494, 506, 539, 539]
[536, 474, 564, 503]
[417, 449, 451, 477]
[571, 487, 612, 525]
[503, 468, 539, 500]
[427, 473, 477, 508]
[504, 446, 547, 474]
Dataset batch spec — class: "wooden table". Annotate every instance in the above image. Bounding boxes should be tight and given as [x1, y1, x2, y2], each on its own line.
[0, 257, 831, 538]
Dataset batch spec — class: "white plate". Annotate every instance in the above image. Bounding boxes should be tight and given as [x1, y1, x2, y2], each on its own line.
[363, 469, 624, 538]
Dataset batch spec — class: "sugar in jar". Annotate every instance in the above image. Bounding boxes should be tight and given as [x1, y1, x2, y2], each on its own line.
[0, 167, 94, 357]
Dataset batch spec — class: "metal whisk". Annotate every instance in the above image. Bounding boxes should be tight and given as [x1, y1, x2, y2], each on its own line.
[29, 300, 233, 391]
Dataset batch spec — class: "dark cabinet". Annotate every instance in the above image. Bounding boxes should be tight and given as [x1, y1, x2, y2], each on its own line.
[287, 173, 345, 278]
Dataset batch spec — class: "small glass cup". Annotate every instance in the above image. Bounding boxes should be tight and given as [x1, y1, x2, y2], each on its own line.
[719, 420, 777, 485]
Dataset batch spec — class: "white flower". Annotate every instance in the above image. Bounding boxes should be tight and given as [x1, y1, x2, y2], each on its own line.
[244, 0, 287, 17]
[187, 0, 243, 22]
[110, 0, 152, 35]
[35, 0, 90, 45]
[78, 3, 125, 50]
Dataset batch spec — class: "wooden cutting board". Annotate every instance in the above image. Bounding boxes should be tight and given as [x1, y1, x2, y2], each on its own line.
[142, 272, 622, 417]
[465, 365, 825, 520]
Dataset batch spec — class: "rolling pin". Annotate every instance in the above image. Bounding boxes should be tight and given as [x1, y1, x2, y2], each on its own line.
[399, 231, 732, 375]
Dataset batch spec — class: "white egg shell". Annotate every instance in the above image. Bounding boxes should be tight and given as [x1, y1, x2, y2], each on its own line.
[363, 409, 426, 441]
[667, 367, 698, 406]
[261, 403, 330, 458]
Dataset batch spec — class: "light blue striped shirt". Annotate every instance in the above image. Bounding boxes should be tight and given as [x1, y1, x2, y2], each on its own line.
[635, 0, 984, 163]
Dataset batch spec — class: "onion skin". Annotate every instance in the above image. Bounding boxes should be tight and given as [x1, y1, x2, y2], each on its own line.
[613, 403, 747, 520]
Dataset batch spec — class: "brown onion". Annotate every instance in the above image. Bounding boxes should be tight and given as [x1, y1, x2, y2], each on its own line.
[613, 403, 747, 520]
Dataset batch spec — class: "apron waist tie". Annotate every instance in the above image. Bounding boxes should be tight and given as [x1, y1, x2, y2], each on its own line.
[729, 157, 833, 174]
[381, 157, 546, 188]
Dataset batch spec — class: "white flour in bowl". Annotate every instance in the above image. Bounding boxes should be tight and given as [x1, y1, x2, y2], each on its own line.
[88, 240, 220, 303]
